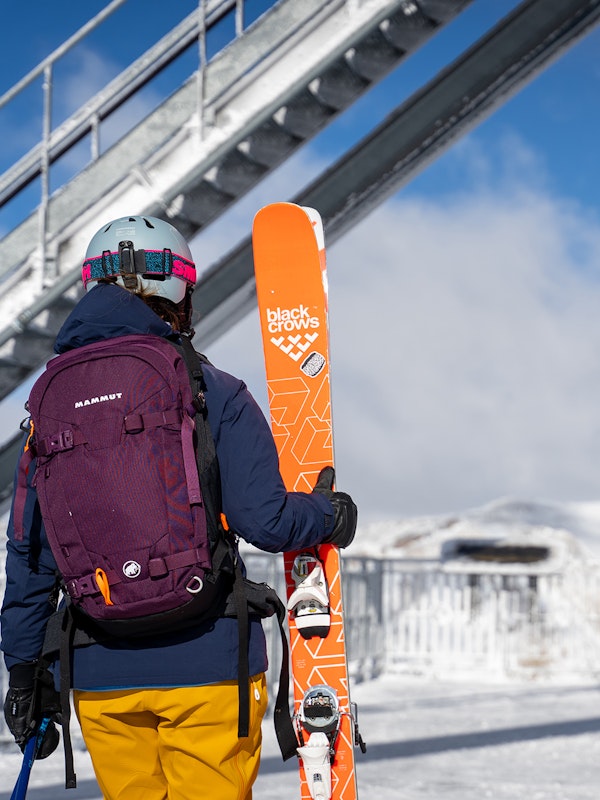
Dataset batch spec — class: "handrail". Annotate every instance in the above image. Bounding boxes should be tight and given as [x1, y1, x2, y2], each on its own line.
[0, 0, 128, 110]
[0, 0, 245, 209]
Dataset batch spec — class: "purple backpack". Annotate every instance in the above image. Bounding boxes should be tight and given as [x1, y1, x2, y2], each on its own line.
[13, 333, 299, 786]
[14, 333, 233, 636]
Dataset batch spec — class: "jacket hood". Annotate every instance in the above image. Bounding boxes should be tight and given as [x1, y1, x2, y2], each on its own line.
[54, 283, 178, 354]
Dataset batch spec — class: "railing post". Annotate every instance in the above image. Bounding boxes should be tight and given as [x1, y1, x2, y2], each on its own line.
[235, 0, 244, 35]
[91, 113, 101, 162]
[39, 64, 53, 285]
[197, 0, 208, 142]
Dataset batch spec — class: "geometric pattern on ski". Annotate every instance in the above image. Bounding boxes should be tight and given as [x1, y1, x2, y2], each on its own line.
[253, 202, 358, 800]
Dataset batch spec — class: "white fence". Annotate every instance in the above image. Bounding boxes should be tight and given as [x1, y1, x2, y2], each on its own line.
[2, 553, 600, 742]
[244, 555, 600, 686]
[381, 562, 600, 680]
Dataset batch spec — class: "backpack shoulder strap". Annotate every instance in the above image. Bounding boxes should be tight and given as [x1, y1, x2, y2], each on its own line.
[174, 335, 226, 554]
[177, 335, 215, 472]
[13, 423, 35, 541]
[39, 606, 78, 789]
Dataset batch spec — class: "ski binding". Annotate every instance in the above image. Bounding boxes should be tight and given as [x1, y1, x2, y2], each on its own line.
[296, 685, 341, 800]
[288, 553, 331, 639]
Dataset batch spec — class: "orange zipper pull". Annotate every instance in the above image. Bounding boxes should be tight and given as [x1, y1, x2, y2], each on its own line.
[24, 419, 35, 452]
[95, 568, 114, 606]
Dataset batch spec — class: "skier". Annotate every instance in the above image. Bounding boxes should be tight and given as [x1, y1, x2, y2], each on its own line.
[1, 214, 357, 800]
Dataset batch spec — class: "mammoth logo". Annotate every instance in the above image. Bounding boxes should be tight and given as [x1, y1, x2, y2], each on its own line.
[123, 560, 141, 579]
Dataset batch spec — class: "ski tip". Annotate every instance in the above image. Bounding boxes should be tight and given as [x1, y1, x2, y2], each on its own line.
[253, 201, 296, 223]
[253, 203, 324, 251]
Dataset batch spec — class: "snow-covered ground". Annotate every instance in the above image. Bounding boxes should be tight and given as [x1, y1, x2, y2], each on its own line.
[3, 496, 600, 797]
[2, 673, 600, 799]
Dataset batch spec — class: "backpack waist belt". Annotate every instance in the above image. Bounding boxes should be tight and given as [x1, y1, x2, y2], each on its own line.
[66, 549, 210, 599]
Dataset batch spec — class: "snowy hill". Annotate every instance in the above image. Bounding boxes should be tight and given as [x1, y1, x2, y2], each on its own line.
[349, 496, 600, 568]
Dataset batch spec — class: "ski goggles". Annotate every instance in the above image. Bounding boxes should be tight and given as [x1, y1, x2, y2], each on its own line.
[82, 244, 196, 289]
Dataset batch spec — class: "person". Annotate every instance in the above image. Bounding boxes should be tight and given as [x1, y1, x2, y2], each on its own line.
[1, 215, 357, 800]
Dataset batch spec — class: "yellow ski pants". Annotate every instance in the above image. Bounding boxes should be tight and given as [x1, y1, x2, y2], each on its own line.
[73, 674, 268, 800]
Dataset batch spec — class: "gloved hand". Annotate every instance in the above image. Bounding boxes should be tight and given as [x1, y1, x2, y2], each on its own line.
[3, 662, 61, 759]
[312, 466, 357, 548]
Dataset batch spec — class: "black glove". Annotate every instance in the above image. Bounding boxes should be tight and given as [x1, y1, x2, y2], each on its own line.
[4, 662, 61, 759]
[312, 466, 357, 548]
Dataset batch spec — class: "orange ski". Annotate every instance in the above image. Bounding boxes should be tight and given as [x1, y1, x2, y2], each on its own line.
[253, 203, 361, 800]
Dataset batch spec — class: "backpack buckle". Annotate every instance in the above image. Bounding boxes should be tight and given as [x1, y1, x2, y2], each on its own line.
[50, 430, 74, 452]
[124, 414, 144, 433]
[38, 429, 75, 456]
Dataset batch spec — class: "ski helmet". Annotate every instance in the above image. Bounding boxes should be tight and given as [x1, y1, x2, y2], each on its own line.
[81, 215, 196, 304]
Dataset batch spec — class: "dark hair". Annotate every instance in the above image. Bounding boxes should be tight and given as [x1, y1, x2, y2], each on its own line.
[142, 293, 182, 331]
[96, 278, 193, 333]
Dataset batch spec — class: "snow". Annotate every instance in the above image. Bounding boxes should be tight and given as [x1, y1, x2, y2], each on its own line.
[350, 496, 600, 564]
[2, 674, 600, 799]
[3, 497, 600, 797]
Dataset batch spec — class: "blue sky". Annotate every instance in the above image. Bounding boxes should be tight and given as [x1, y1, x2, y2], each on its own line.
[2, 1, 600, 521]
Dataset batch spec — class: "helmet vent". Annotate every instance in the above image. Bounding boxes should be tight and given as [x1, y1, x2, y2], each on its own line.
[142, 217, 155, 229]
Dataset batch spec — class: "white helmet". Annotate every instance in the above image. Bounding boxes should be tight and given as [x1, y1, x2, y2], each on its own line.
[82, 215, 196, 304]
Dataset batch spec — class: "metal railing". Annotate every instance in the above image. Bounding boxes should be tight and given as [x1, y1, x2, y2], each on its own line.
[383, 561, 600, 680]
[0, 0, 264, 285]
[245, 554, 600, 685]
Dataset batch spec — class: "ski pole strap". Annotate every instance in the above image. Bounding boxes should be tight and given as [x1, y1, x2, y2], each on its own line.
[10, 718, 51, 800]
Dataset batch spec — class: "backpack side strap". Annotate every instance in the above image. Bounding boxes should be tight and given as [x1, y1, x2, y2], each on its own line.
[40, 607, 78, 789]
[224, 576, 299, 760]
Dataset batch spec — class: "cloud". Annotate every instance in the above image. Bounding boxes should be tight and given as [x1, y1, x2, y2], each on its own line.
[208, 136, 600, 522]
[328, 184, 600, 520]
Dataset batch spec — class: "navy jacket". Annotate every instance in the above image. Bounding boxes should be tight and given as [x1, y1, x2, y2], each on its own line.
[1, 283, 334, 689]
